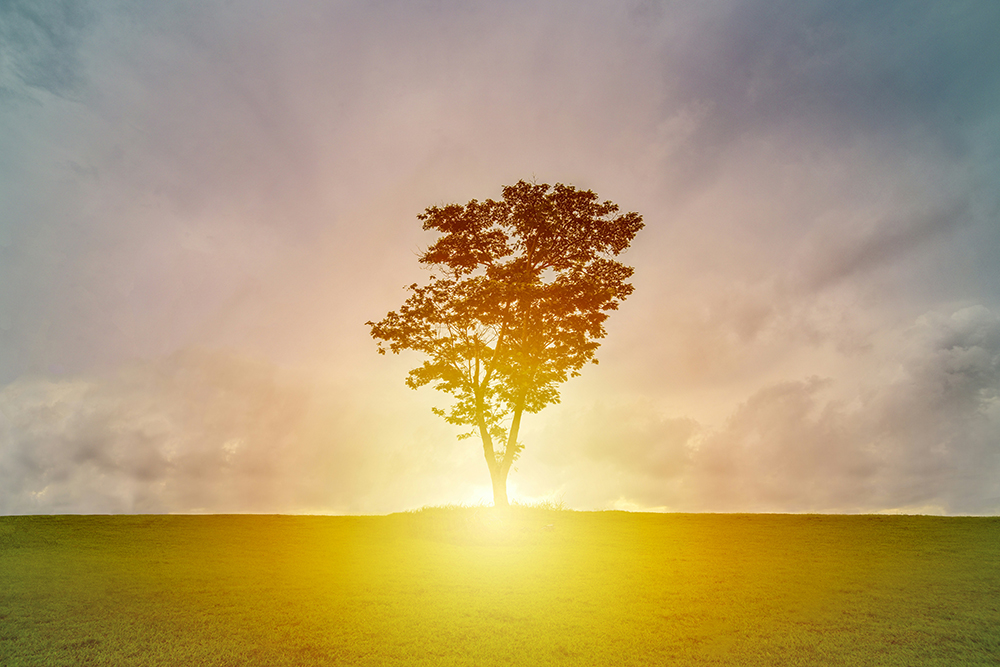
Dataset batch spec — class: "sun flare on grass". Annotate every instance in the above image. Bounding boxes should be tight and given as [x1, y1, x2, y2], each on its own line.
[3, 512, 998, 665]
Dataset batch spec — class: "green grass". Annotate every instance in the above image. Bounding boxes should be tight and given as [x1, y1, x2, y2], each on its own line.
[1, 509, 999, 666]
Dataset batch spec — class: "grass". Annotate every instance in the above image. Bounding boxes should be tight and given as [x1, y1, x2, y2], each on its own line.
[1, 508, 999, 665]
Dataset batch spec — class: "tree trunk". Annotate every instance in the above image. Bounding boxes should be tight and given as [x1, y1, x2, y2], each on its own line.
[490, 466, 510, 508]
[475, 385, 525, 508]
[488, 399, 525, 508]
[474, 392, 509, 508]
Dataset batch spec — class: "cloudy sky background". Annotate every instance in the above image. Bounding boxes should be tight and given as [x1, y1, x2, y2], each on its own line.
[2, 0, 998, 515]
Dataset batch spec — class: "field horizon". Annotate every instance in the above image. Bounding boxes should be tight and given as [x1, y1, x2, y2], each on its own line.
[2, 508, 998, 665]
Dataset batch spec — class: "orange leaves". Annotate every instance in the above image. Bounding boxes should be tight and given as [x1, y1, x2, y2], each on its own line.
[367, 179, 643, 472]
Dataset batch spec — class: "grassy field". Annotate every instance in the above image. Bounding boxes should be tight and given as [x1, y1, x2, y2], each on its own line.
[1, 509, 999, 666]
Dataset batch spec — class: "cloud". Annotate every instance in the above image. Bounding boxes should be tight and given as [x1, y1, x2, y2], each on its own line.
[799, 200, 968, 292]
[1, 307, 997, 515]
[0, 347, 504, 514]
[518, 400, 698, 508]
[702, 305, 1000, 513]
[0, 0, 93, 102]
[0, 349, 310, 513]
[2, 1, 999, 514]
[666, 1, 1000, 153]
[0, 0, 668, 382]
[517, 306, 1000, 514]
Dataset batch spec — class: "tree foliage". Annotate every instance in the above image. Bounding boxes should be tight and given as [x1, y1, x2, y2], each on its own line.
[367, 180, 642, 506]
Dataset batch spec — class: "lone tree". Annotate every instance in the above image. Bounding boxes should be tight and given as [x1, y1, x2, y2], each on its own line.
[367, 180, 642, 507]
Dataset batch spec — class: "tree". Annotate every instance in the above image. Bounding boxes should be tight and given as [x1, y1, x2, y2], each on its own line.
[366, 180, 643, 507]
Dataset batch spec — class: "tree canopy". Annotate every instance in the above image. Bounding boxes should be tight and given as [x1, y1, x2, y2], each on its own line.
[367, 180, 643, 507]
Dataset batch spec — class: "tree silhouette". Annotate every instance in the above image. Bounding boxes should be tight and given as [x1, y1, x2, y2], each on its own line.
[367, 180, 643, 507]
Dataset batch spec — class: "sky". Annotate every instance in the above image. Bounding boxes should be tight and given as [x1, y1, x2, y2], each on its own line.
[1, 0, 999, 515]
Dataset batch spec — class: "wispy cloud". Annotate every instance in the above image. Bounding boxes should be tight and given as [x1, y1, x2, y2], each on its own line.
[0, 0, 92, 102]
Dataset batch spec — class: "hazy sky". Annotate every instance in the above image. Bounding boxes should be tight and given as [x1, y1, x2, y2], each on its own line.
[2, 0, 999, 515]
